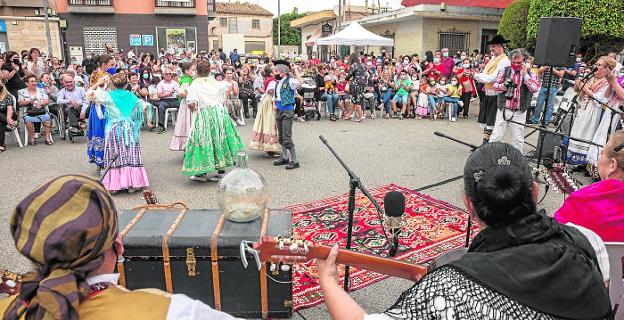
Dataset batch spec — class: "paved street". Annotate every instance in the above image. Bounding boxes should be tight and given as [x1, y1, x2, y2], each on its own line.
[0, 107, 567, 319]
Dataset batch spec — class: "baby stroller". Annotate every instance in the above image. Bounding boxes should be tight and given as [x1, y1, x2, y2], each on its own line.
[301, 77, 321, 121]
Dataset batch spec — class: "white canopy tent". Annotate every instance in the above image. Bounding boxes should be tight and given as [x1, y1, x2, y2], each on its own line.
[315, 21, 394, 47]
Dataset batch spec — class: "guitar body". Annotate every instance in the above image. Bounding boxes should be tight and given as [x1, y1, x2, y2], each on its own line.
[542, 161, 579, 195]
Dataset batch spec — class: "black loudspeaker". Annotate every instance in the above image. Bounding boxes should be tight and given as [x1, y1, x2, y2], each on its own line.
[534, 17, 582, 67]
[538, 131, 563, 162]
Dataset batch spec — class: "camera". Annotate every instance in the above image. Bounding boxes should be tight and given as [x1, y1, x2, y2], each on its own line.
[503, 68, 517, 100]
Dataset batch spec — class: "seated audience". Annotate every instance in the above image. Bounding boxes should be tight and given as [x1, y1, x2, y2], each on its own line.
[18, 74, 52, 145]
[57, 74, 88, 133]
[318, 142, 612, 319]
[0, 175, 240, 319]
[555, 131, 624, 242]
[155, 67, 180, 133]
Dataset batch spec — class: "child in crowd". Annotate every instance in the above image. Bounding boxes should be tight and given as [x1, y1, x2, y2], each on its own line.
[415, 77, 430, 119]
[336, 74, 351, 120]
[426, 78, 439, 120]
[436, 76, 449, 119]
[443, 75, 463, 122]
[324, 75, 335, 94]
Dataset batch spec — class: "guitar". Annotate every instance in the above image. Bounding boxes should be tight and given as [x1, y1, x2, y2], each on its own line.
[0, 268, 21, 296]
[241, 236, 427, 282]
[542, 160, 579, 195]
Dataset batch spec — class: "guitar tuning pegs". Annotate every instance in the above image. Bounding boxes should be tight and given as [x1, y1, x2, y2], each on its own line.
[289, 242, 299, 253]
[5, 280, 16, 288]
[278, 241, 285, 250]
[280, 264, 291, 272]
[270, 263, 277, 272]
[302, 242, 309, 254]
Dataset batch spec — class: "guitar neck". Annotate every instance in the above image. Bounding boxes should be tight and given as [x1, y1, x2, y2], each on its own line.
[309, 246, 427, 282]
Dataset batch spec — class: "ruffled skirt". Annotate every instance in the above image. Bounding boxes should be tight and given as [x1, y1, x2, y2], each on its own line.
[170, 98, 192, 151]
[87, 103, 106, 168]
[183, 105, 244, 176]
[250, 95, 280, 152]
[101, 121, 149, 191]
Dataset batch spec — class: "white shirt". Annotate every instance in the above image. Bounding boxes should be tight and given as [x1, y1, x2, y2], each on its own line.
[474, 56, 511, 85]
[87, 274, 242, 320]
[275, 77, 300, 102]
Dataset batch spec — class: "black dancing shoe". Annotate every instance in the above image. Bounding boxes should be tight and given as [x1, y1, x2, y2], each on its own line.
[286, 162, 300, 170]
[273, 158, 289, 166]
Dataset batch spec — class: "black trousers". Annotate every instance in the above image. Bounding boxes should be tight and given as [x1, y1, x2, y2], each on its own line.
[65, 105, 82, 128]
[276, 109, 294, 149]
[460, 92, 472, 117]
[0, 110, 17, 147]
[478, 95, 498, 128]
[239, 92, 258, 117]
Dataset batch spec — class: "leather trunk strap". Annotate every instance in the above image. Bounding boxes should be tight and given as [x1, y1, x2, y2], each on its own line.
[210, 215, 227, 310]
[117, 208, 147, 287]
[259, 208, 270, 320]
[162, 208, 189, 293]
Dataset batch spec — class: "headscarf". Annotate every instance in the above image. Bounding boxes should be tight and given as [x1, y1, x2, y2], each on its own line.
[4, 175, 118, 320]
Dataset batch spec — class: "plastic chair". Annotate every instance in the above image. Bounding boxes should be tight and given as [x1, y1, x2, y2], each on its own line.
[163, 108, 178, 131]
[606, 242, 624, 317]
[23, 109, 54, 145]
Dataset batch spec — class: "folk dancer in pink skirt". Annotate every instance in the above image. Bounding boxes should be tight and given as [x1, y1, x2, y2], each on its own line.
[87, 73, 152, 193]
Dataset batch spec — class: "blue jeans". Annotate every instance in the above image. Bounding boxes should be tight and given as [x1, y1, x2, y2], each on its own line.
[320, 93, 340, 114]
[382, 90, 394, 114]
[392, 92, 408, 106]
[530, 86, 558, 124]
[442, 97, 460, 117]
[428, 96, 439, 114]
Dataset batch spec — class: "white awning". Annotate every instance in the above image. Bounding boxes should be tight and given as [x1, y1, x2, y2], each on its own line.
[316, 21, 394, 46]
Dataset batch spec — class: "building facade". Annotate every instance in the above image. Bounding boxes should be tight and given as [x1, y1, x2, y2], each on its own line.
[56, 0, 216, 61]
[208, 2, 273, 55]
[0, 0, 63, 58]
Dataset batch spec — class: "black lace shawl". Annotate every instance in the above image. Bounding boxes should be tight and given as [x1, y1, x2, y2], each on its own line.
[383, 214, 612, 320]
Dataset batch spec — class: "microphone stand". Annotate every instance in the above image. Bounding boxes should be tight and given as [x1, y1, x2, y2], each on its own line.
[100, 153, 119, 183]
[432, 131, 479, 248]
[319, 135, 390, 291]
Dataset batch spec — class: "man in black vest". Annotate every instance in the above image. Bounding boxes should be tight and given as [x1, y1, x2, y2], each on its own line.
[489, 49, 541, 153]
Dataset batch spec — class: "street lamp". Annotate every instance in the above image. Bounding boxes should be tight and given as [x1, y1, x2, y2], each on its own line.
[277, 0, 281, 59]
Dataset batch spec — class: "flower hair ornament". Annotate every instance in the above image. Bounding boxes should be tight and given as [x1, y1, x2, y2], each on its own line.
[497, 156, 511, 166]
[474, 171, 485, 183]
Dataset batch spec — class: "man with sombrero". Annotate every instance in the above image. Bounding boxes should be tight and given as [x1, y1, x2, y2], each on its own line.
[474, 35, 511, 143]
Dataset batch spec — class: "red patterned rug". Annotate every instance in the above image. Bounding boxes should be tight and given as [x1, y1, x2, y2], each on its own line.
[287, 184, 477, 311]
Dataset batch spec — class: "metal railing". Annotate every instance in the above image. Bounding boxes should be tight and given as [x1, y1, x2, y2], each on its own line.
[155, 0, 195, 8]
[68, 0, 112, 5]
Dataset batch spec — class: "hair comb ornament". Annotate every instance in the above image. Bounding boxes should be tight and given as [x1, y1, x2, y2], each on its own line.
[497, 156, 511, 166]
[474, 171, 485, 183]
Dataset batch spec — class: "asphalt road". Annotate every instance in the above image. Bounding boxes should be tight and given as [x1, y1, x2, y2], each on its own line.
[0, 105, 570, 319]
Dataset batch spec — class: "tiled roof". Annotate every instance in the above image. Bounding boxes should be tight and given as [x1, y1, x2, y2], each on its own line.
[401, 0, 513, 9]
[216, 2, 273, 17]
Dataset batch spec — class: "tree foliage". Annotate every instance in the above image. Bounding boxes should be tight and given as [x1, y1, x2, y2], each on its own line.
[272, 8, 305, 46]
[526, 0, 624, 59]
[498, 0, 531, 49]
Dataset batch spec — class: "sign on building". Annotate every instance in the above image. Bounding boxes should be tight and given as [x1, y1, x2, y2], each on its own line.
[322, 23, 333, 36]
[142, 34, 154, 46]
[130, 34, 142, 46]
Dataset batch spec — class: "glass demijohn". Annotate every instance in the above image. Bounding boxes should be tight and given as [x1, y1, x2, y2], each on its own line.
[217, 150, 268, 222]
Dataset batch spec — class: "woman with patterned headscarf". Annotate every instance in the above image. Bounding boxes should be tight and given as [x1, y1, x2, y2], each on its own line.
[0, 175, 240, 319]
[86, 73, 152, 194]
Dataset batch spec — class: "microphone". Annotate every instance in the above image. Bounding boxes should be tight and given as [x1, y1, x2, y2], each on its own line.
[319, 135, 327, 143]
[384, 191, 405, 257]
[583, 66, 598, 80]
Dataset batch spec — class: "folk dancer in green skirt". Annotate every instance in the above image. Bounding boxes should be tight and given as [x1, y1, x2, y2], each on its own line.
[183, 61, 244, 182]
